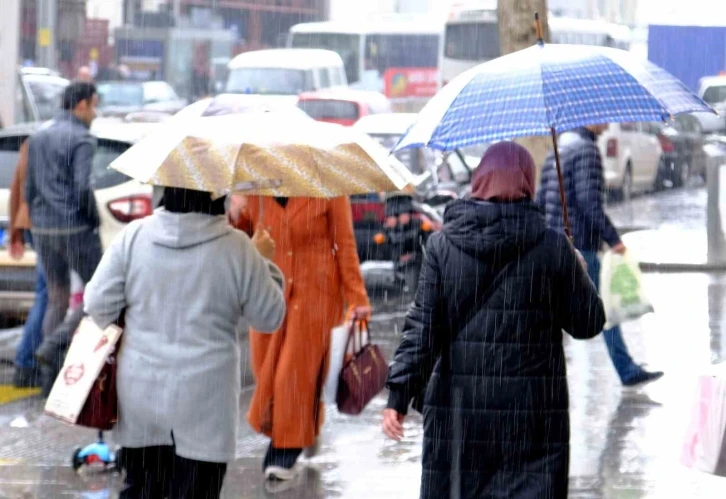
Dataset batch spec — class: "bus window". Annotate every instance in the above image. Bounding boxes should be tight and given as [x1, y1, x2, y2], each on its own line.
[365, 34, 440, 73]
[290, 33, 362, 84]
[444, 22, 500, 61]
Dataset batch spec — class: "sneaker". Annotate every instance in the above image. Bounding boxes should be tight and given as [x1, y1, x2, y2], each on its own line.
[623, 369, 664, 387]
[13, 367, 41, 388]
[303, 437, 321, 459]
[265, 464, 300, 482]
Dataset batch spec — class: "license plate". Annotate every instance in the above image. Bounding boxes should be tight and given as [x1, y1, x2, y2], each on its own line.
[0, 229, 5, 248]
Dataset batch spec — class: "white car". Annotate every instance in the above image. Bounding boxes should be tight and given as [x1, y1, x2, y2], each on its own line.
[0, 118, 157, 315]
[695, 76, 726, 134]
[225, 49, 348, 106]
[598, 122, 664, 200]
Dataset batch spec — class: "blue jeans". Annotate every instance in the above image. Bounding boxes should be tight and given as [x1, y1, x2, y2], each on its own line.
[14, 234, 48, 369]
[581, 251, 641, 383]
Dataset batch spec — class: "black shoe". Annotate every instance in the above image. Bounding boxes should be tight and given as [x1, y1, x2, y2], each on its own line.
[623, 369, 664, 387]
[13, 366, 41, 388]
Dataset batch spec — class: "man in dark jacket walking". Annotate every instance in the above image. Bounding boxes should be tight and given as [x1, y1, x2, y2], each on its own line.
[26, 82, 103, 390]
[537, 125, 663, 387]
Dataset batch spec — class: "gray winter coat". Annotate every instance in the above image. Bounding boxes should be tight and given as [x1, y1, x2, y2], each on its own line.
[84, 208, 286, 463]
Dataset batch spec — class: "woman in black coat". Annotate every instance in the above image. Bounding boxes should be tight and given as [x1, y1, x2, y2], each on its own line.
[383, 141, 606, 499]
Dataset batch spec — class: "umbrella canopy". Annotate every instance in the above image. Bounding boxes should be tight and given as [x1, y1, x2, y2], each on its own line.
[395, 43, 714, 152]
[110, 109, 413, 198]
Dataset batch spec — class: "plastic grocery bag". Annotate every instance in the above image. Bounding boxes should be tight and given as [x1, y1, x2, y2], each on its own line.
[600, 250, 654, 329]
[681, 364, 726, 476]
[322, 320, 369, 404]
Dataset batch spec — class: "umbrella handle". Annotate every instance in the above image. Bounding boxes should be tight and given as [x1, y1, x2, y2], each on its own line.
[550, 128, 573, 241]
[258, 196, 265, 227]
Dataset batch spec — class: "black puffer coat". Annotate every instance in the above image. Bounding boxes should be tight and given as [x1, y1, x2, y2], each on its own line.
[386, 199, 605, 499]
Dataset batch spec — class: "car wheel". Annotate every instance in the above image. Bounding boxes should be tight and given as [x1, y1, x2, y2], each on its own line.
[621, 166, 633, 202]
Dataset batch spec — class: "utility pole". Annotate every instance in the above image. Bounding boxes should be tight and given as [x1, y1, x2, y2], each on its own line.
[497, 0, 551, 174]
[0, 0, 21, 127]
[36, 0, 58, 69]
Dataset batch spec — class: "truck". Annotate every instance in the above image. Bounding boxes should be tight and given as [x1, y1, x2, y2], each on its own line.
[648, 25, 726, 133]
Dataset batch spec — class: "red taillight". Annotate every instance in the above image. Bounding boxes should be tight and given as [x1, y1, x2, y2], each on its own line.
[658, 134, 675, 153]
[606, 138, 618, 158]
[107, 194, 153, 223]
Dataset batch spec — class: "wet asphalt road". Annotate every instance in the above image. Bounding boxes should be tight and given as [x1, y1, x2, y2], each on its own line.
[0, 186, 725, 498]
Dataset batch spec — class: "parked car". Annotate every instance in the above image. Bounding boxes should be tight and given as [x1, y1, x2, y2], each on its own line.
[598, 122, 663, 200]
[352, 113, 476, 261]
[97, 81, 187, 118]
[3, 67, 69, 128]
[695, 76, 726, 134]
[649, 115, 706, 187]
[0, 119, 156, 315]
[225, 49, 347, 106]
[297, 88, 391, 126]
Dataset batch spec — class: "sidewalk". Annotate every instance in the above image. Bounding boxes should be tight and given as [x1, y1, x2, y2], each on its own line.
[2, 271, 726, 497]
[607, 186, 726, 271]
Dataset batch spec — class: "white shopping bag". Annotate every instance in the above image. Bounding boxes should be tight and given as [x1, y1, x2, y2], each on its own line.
[682, 364, 726, 476]
[44, 318, 122, 425]
[600, 250, 654, 329]
[322, 320, 369, 404]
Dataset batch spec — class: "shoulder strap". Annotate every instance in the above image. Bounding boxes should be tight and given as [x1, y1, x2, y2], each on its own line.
[117, 220, 146, 327]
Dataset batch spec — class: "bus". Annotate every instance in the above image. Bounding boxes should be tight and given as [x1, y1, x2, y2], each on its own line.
[442, 2, 632, 86]
[288, 17, 443, 111]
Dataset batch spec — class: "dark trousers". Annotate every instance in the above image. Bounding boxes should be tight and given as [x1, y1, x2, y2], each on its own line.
[263, 443, 302, 470]
[119, 446, 227, 499]
[33, 228, 103, 394]
[32, 228, 103, 338]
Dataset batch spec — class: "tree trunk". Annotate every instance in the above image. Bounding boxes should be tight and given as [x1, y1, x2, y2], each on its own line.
[497, 0, 552, 178]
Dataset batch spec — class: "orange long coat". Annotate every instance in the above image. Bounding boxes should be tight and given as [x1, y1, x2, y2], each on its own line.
[232, 196, 370, 448]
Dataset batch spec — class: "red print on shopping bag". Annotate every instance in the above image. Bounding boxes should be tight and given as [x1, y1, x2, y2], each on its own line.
[63, 364, 85, 386]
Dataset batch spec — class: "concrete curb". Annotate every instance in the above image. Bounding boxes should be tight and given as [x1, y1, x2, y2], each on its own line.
[639, 262, 726, 273]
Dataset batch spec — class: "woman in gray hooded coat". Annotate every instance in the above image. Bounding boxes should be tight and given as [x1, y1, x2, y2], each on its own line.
[84, 187, 286, 498]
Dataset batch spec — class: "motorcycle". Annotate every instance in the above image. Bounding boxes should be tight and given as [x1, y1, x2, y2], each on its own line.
[372, 190, 453, 294]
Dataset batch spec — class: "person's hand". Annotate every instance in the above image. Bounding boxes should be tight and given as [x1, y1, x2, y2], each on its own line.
[252, 228, 275, 260]
[575, 249, 587, 271]
[228, 194, 247, 224]
[383, 408, 405, 441]
[9, 241, 24, 261]
[612, 243, 627, 255]
[352, 305, 373, 321]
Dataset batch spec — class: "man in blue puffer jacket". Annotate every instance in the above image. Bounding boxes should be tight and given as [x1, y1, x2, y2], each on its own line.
[537, 125, 663, 387]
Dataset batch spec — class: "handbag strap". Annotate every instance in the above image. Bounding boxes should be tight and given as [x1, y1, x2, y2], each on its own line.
[345, 319, 370, 355]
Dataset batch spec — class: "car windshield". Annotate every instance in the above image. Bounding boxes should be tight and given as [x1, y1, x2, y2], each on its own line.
[25, 77, 68, 121]
[97, 82, 144, 108]
[226, 68, 312, 95]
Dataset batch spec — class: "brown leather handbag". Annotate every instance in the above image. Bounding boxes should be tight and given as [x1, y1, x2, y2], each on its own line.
[75, 314, 124, 431]
[336, 320, 388, 415]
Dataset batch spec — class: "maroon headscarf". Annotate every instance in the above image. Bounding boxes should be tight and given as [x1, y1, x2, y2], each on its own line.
[470, 141, 536, 202]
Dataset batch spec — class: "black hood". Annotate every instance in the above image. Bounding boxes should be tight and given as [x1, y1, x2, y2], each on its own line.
[442, 199, 547, 260]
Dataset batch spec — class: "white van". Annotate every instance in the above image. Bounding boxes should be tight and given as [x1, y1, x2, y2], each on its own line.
[225, 49, 347, 104]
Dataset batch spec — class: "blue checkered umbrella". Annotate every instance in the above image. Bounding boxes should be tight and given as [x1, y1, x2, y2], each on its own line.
[395, 38, 714, 237]
[395, 43, 714, 152]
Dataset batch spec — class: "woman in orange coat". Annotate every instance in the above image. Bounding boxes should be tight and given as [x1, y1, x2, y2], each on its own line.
[230, 195, 371, 481]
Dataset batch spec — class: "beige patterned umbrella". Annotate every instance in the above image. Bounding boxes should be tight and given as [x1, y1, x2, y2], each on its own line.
[110, 110, 414, 198]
